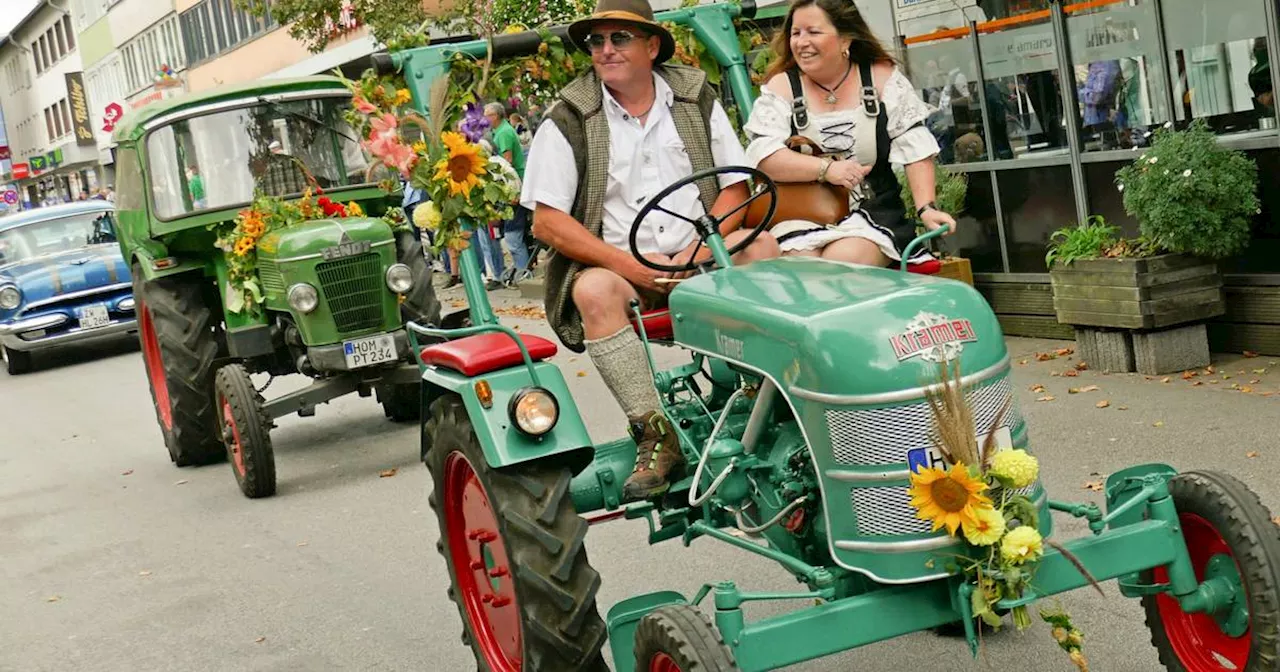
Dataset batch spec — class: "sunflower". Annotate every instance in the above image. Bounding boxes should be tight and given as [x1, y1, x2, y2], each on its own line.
[908, 464, 993, 536]
[434, 131, 487, 198]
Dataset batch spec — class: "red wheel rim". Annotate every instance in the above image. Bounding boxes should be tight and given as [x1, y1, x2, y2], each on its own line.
[138, 301, 173, 431]
[443, 451, 521, 671]
[1154, 513, 1250, 670]
[650, 653, 683, 672]
[221, 397, 246, 477]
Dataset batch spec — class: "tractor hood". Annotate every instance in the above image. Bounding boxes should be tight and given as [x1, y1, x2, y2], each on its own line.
[255, 216, 394, 261]
[668, 257, 1008, 398]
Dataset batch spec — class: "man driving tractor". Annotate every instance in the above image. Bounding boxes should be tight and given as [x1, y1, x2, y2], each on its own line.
[520, 0, 780, 502]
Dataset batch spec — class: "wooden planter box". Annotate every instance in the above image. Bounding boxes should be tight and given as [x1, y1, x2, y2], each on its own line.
[935, 256, 973, 286]
[1049, 254, 1225, 329]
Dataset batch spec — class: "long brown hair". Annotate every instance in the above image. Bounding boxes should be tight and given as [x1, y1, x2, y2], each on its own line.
[764, 0, 896, 81]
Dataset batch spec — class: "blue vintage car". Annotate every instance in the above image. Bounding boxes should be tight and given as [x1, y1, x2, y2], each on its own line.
[0, 201, 135, 374]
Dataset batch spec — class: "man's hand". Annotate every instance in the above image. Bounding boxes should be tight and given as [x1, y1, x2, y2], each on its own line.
[624, 256, 675, 295]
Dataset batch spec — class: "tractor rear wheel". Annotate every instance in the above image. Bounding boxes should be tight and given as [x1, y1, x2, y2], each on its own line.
[133, 265, 224, 466]
[378, 381, 419, 423]
[1142, 470, 1280, 671]
[215, 364, 276, 498]
[425, 394, 607, 672]
[635, 605, 739, 672]
[396, 229, 441, 328]
[2, 345, 33, 375]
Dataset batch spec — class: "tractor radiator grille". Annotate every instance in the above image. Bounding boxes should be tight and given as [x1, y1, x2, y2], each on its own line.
[316, 253, 383, 333]
[257, 258, 285, 295]
[849, 482, 1039, 537]
[826, 375, 1022, 466]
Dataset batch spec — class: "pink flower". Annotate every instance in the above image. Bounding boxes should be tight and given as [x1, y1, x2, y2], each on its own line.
[352, 94, 377, 114]
[382, 141, 418, 177]
[370, 113, 398, 135]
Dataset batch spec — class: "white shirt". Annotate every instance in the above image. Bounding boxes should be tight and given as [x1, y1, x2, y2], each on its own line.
[520, 73, 750, 256]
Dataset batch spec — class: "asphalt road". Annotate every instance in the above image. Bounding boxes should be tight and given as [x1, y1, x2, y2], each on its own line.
[3, 290, 1278, 672]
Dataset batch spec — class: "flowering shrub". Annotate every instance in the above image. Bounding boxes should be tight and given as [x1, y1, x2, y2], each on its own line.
[907, 360, 1090, 671]
[1114, 119, 1258, 260]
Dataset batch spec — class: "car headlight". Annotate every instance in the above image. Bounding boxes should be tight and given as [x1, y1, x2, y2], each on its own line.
[385, 263, 413, 293]
[0, 285, 20, 310]
[509, 387, 559, 436]
[287, 283, 319, 314]
[118, 297, 136, 312]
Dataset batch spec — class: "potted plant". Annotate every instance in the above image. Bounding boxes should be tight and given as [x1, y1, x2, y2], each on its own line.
[900, 165, 972, 284]
[1044, 119, 1259, 373]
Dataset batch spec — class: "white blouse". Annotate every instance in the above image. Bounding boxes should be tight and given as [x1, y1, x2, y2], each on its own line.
[743, 66, 940, 170]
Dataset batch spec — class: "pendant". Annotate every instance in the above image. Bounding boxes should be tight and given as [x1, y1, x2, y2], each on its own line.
[825, 93, 837, 104]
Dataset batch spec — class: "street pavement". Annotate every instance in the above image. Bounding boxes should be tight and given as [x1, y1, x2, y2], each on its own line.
[3, 285, 1279, 672]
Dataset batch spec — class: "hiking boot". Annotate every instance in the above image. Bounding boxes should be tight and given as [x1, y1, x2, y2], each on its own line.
[622, 411, 685, 501]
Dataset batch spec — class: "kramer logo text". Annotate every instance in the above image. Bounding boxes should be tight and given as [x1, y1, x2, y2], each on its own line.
[890, 313, 977, 362]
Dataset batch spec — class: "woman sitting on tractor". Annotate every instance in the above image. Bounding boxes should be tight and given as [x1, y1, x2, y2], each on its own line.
[744, 0, 957, 266]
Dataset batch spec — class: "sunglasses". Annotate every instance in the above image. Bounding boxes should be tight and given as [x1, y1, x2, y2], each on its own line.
[585, 30, 645, 51]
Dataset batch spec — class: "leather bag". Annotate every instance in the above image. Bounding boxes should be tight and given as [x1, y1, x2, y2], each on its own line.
[744, 135, 850, 230]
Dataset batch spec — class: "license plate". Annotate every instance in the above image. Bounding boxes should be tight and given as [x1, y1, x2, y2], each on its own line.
[78, 304, 110, 330]
[907, 426, 1014, 473]
[342, 333, 397, 369]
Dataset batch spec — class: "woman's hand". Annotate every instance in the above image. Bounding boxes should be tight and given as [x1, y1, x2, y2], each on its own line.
[823, 160, 872, 190]
[920, 207, 957, 235]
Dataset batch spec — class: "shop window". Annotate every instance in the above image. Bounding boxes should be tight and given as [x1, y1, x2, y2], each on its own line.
[1163, 0, 1275, 135]
[901, 34, 993, 165]
[1083, 161, 1139, 237]
[998, 165, 1078, 272]
[978, 9, 1071, 158]
[1223, 148, 1280, 274]
[935, 170, 1005, 272]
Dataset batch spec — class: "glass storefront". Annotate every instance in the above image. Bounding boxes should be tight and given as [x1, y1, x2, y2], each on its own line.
[895, 0, 1280, 280]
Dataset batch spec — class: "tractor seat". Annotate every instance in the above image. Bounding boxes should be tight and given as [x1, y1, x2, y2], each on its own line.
[630, 309, 675, 341]
[906, 259, 942, 275]
[419, 332, 558, 376]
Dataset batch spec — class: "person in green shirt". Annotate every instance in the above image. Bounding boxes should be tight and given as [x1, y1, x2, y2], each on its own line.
[186, 165, 207, 209]
[485, 102, 534, 283]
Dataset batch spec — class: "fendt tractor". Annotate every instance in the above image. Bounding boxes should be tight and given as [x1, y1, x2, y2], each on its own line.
[112, 79, 445, 498]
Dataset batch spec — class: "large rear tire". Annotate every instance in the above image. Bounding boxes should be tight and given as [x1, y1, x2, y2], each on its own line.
[425, 394, 607, 672]
[635, 605, 739, 672]
[133, 265, 224, 466]
[396, 229, 441, 328]
[1142, 471, 1280, 671]
[215, 364, 276, 498]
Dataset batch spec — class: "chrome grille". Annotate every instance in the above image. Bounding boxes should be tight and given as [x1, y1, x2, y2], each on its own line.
[851, 486, 935, 536]
[316, 253, 383, 333]
[827, 375, 1022, 466]
[257, 258, 285, 295]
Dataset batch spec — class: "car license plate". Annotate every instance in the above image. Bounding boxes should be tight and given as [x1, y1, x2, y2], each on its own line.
[78, 304, 110, 330]
[342, 333, 397, 369]
[907, 426, 1014, 473]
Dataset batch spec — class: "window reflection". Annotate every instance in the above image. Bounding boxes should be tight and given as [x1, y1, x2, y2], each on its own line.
[1164, 0, 1274, 134]
[979, 16, 1071, 158]
[902, 38, 993, 164]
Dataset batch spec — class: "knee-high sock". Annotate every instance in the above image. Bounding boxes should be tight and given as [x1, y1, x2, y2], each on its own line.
[584, 325, 661, 420]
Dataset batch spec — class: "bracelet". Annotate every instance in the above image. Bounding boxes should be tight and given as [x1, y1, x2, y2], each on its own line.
[817, 158, 833, 183]
[916, 201, 937, 217]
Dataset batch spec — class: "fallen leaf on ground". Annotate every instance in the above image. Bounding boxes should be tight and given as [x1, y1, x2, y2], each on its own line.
[1084, 481, 1104, 492]
[494, 305, 547, 320]
[1247, 451, 1261, 458]
[1181, 370, 1198, 380]
[1205, 366, 1217, 375]
[1254, 369, 1268, 375]
[1095, 400, 1111, 408]
[1036, 395, 1056, 402]
[1244, 351, 1260, 358]
[1222, 374, 1233, 380]
[1035, 352, 1057, 362]
[449, 300, 465, 308]
[1063, 369, 1079, 377]
[1273, 516, 1280, 526]
[174, 480, 189, 485]
[512, 324, 521, 330]
[1019, 359, 1028, 365]
[297, 542, 309, 547]
[1050, 371, 1061, 377]
[1029, 384, 1046, 393]
[1251, 379, 1261, 384]
[1263, 392, 1276, 397]
[138, 571, 151, 577]
[1074, 385, 1100, 393]
[1209, 380, 1219, 385]
[121, 469, 133, 476]
[1242, 386, 1255, 394]
[1153, 421, 1165, 427]
[255, 637, 266, 644]
[45, 596, 59, 603]
[1075, 361, 1089, 371]
[379, 469, 398, 478]
[1191, 381, 1203, 386]
[576, 371, 588, 377]
[1055, 347, 1075, 357]
[1161, 377, 1171, 383]
[568, 357, 578, 363]
[1117, 406, 1129, 411]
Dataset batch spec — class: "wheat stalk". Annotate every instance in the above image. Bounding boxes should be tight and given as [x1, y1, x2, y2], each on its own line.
[924, 358, 980, 468]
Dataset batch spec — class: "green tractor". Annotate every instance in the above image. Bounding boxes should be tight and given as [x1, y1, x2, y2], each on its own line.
[111, 78, 444, 499]
[388, 4, 1280, 670]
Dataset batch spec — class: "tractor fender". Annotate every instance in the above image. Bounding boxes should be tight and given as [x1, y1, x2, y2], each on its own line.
[418, 360, 595, 475]
[131, 246, 208, 282]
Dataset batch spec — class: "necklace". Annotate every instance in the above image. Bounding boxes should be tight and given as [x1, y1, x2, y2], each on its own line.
[812, 62, 853, 104]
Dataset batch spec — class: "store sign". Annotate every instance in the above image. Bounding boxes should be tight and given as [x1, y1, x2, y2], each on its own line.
[30, 156, 47, 172]
[46, 148, 63, 167]
[103, 102, 124, 133]
[12, 163, 29, 179]
[0, 145, 9, 161]
[3, 190, 17, 206]
[65, 71, 96, 146]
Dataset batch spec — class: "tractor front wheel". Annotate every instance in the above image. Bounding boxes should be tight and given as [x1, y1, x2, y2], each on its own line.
[635, 605, 739, 672]
[214, 364, 276, 498]
[1143, 470, 1280, 671]
[378, 382, 420, 423]
[425, 394, 607, 672]
[396, 229, 442, 328]
[133, 265, 224, 466]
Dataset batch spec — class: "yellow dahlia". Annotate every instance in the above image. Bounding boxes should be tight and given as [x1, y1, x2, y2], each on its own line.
[393, 88, 412, 106]
[908, 464, 993, 536]
[413, 200, 442, 230]
[990, 449, 1039, 489]
[346, 201, 364, 217]
[434, 131, 487, 198]
[963, 505, 1006, 546]
[1000, 526, 1044, 565]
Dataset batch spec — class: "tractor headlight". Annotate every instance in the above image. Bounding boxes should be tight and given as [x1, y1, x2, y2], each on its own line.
[0, 285, 20, 310]
[509, 387, 559, 436]
[287, 283, 319, 314]
[385, 263, 414, 293]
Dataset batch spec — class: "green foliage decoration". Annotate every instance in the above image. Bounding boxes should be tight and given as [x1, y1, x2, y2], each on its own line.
[1043, 215, 1160, 268]
[235, 0, 430, 54]
[899, 165, 968, 222]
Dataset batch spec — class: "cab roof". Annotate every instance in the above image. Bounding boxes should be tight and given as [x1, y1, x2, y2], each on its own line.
[110, 75, 351, 145]
[0, 201, 115, 233]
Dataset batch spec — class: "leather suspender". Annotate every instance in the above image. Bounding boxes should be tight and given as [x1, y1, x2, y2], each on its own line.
[788, 63, 883, 167]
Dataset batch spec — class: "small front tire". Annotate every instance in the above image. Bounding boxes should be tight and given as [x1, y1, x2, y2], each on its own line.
[215, 364, 276, 498]
[1, 345, 33, 375]
[378, 381, 420, 423]
[635, 605, 739, 672]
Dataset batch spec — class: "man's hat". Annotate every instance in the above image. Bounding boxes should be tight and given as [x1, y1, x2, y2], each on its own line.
[568, 0, 676, 65]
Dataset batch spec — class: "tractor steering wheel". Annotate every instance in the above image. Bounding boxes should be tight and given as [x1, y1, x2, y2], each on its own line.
[628, 166, 778, 274]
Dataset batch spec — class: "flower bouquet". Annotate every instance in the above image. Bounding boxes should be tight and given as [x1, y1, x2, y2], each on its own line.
[908, 360, 1091, 670]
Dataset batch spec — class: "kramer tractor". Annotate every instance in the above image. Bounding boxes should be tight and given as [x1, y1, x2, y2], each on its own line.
[387, 4, 1280, 670]
[112, 78, 443, 498]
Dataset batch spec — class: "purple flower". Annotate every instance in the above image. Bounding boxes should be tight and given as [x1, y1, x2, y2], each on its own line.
[459, 102, 490, 143]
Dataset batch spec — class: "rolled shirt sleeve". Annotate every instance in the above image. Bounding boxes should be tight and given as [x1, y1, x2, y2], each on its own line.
[885, 68, 941, 165]
[519, 119, 578, 214]
[709, 100, 750, 188]
[742, 87, 792, 169]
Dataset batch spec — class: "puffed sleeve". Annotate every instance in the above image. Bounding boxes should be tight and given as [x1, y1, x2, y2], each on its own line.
[743, 87, 794, 168]
[884, 67, 941, 165]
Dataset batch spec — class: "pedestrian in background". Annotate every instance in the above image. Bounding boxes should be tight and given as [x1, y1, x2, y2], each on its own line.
[483, 101, 534, 286]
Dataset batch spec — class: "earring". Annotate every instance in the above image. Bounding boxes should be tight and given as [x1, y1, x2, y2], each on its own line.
[842, 48, 850, 58]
